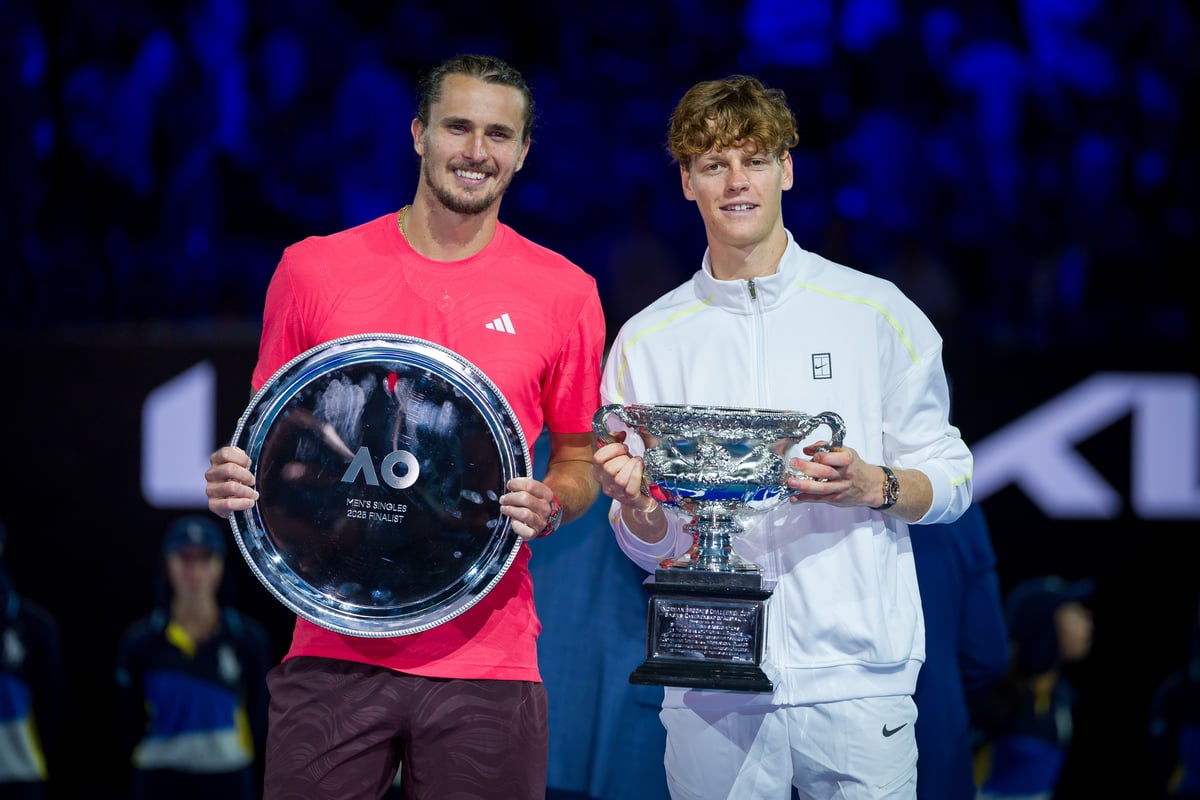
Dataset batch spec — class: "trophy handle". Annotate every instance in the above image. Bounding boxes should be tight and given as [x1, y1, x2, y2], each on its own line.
[592, 403, 629, 448]
[804, 411, 847, 451]
[592, 404, 656, 499]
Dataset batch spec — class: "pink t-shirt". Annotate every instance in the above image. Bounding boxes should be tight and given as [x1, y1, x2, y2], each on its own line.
[252, 211, 605, 681]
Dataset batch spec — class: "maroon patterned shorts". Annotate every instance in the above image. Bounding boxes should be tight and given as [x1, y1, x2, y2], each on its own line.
[263, 657, 548, 800]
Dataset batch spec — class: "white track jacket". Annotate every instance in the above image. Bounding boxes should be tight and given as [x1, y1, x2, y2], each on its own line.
[602, 230, 974, 708]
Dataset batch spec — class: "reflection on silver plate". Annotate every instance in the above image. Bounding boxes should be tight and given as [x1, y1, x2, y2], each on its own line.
[229, 333, 529, 638]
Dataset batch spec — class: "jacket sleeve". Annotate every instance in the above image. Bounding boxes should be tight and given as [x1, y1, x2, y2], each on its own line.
[881, 320, 973, 526]
[609, 499, 693, 574]
[599, 336, 694, 573]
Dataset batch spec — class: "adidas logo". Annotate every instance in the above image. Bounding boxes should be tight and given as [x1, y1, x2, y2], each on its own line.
[485, 313, 516, 335]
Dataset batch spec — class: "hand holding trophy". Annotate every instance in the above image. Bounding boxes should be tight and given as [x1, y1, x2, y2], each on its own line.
[594, 403, 846, 692]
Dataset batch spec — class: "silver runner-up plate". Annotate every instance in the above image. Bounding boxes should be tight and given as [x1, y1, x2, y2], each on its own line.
[229, 333, 529, 638]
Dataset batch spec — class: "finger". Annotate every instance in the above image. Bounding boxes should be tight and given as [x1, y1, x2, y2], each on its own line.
[211, 445, 251, 468]
[811, 447, 850, 467]
[205, 456, 257, 485]
[602, 456, 634, 489]
[594, 441, 630, 463]
[207, 494, 257, 519]
[614, 458, 645, 498]
[206, 477, 259, 503]
[203, 470, 255, 494]
[505, 476, 533, 495]
[504, 477, 554, 505]
[500, 505, 543, 541]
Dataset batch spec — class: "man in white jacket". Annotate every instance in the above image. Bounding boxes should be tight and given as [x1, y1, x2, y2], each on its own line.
[592, 74, 974, 800]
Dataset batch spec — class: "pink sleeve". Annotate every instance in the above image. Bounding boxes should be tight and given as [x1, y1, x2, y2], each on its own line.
[541, 284, 606, 434]
[251, 250, 310, 391]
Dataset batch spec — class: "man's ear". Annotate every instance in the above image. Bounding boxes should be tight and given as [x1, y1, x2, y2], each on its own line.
[412, 118, 425, 156]
[515, 137, 531, 172]
[680, 165, 695, 201]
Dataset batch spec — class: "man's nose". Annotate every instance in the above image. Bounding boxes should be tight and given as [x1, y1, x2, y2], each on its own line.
[465, 132, 487, 160]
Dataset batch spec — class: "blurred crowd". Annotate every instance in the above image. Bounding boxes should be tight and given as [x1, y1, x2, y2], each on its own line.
[2, 0, 1196, 358]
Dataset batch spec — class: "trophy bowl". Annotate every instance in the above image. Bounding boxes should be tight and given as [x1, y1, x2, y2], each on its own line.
[594, 403, 846, 576]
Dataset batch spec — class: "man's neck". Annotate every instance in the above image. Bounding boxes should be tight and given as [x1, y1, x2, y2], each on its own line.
[404, 198, 500, 262]
[700, 236, 787, 283]
[707, 224, 787, 281]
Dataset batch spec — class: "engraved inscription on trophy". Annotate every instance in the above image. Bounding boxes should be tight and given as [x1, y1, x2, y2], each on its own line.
[651, 598, 762, 663]
[594, 403, 846, 692]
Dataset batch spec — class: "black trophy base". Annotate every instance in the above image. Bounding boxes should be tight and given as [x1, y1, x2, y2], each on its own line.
[630, 568, 774, 694]
[629, 659, 774, 693]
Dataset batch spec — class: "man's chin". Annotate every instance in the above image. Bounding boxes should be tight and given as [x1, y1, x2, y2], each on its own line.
[427, 175, 510, 215]
[435, 190, 499, 216]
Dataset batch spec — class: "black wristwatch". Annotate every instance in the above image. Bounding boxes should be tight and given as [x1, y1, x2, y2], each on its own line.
[538, 495, 563, 538]
[872, 466, 899, 511]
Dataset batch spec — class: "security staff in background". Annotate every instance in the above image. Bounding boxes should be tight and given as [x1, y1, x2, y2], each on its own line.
[114, 515, 273, 800]
[0, 518, 64, 800]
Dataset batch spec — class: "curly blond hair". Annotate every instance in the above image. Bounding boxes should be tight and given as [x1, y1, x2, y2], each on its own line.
[666, 75, 799, 168]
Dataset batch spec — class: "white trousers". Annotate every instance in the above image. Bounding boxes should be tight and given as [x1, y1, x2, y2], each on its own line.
[659, 693, 918, 800]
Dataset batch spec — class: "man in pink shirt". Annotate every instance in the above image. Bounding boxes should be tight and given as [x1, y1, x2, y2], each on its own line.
[204, 53, 604, 800]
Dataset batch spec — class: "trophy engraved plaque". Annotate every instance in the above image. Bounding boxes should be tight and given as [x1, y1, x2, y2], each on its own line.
[230, 333, 529, 638]
[594, 403, 846, 692]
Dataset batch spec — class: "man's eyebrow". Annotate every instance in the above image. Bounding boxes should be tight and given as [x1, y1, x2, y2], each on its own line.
[440, 116, 518, 136]
[484, 121, 518, 136]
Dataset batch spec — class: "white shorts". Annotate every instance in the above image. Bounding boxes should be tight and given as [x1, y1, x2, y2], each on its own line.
[659, 693, 918, 800]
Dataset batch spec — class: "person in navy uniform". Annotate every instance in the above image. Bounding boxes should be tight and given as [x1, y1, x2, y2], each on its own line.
[114, 515, 273, 800]
[1148, 591, 1200, 799]
[0, 518, 64, 800]
[973, 575, 1095, 800]
[910, 502, 1009, 800]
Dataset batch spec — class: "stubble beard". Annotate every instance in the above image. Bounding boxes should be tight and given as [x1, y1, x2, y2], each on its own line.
[422, 158, 513, 216]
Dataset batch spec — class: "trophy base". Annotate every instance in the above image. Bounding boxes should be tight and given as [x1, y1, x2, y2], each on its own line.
[630, 570, 774, 693]
[629, 660, 774, 693]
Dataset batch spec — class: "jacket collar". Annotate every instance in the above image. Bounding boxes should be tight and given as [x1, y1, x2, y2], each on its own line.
[693, 229, 804, 313]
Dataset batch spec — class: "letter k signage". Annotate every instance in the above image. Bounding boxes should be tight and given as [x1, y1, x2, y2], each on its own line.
[971, 372, 1200, 519]
[141, 366, 1200, 522]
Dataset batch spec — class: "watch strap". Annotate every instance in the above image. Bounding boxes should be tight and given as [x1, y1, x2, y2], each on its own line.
[538, 495, 563, 538]
[871, 466, 899, 511]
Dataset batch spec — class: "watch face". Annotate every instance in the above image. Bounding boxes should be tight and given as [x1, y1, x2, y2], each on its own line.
[230, 334, 529, 638]
[882, 469, 899, 506]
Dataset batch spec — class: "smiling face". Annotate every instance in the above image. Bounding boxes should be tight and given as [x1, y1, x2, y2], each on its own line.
[412, 73, 531, 217]
[681, 140, 793, 251]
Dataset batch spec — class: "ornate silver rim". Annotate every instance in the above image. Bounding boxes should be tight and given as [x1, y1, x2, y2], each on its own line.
[230, 333, 529, 637]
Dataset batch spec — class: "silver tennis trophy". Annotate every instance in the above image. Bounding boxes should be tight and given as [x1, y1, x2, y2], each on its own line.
[229, 333, 529, 638]
[594, 403, 846, 692]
